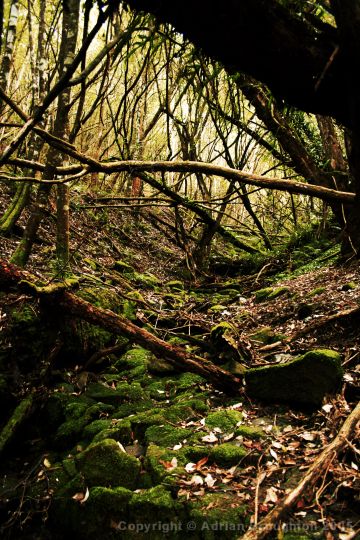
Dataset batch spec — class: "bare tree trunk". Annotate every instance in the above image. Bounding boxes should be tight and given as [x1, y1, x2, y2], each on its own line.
[10, 0, 80, 271]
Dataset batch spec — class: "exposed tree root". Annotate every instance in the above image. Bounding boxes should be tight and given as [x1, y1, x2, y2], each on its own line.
[240, 401, 360, 540]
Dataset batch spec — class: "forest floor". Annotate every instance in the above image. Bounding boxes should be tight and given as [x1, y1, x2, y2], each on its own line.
[0, 185, 359, 539]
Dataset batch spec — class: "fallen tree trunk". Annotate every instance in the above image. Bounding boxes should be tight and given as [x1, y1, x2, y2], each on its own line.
[0, 259, 242, 394]
[240, 401, 360, 540]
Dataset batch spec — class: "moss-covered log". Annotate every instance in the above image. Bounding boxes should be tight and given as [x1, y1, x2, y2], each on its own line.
[0, 258, 242, 394]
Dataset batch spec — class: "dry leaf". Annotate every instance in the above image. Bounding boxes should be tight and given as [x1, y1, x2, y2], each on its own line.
[196, 456, 209, 469]
[185, 462, 197, 473]
[43, 458, 51, 469]
[72, 487, 90, 504]
[201, 432, 218, 443]
[191, 474, 204, 486]
[160, 458, 178, 470]
[204, 473, 216, 487]
[322, 404, 333, 413]
[264, 486, 278, 504]
[301, 432, 316, 441]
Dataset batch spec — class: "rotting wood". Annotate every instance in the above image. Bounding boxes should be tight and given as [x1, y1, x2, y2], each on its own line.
[239, 401, 360, 540]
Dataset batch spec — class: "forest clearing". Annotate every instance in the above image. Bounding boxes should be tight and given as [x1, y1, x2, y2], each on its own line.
[0, 1, 359, 539]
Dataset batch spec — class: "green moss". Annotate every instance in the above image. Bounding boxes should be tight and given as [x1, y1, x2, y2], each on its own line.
[234, 425, 265, 440]
[85, 381, 148, 404]
[132, 272, 161, 289]
[130, 411, 167, 440]
[0, 396, 33, 453]
[342, 281, 357, 291]
[172, 396, 209, 414]
[211, 321, 235, 339]
[174, 372, 206, 390]
[129, 485, 182, 527]
[188, 493, 248, 539]
[113, 261, 135, 274]
[76, 439, 140, 488]
[162, 405, 195, 423]
[254, 286, 290, 303]
[111, 401, 154, 419]
[249, 327, 285, 345]
[165, 280, 185, 291]
[307, 286, 326, 297]
[83, 419, 113, 439]
[210, 443, 246, 467]
[93, 419, 132, 444]
[146, 380, 172, 400]
[205, 410, 242, 433]
[148, 358, 176, 375]
[163, 293, 185, 309]
[145, 444, 185, 484]
[115, 347, 152, 373]
[55, 425, 86, 450]
[83, 257, 98, 270]
[245, 349, 343, 406]
[209, 304, 227, 313]
[145, 424, 192, 447]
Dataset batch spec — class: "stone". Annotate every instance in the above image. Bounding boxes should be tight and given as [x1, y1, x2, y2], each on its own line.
[76, 439, 141, 488]
[245, 349, 343, 407]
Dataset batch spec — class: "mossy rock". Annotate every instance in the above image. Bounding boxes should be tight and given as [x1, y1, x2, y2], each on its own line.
[113, 261, 135, 274]
[174, 372, 206, 391]
[76, 439, 141, 488]
[245, 349, 343, 407]
[128, 485, 183, 530]
[145, 424, 193, 447]
[342, 281, 357, 291]
[130, 411, 168, 440]
[85, 382, 147, 404]
[209, 304, 227, 313]
[307, 286, 326, 297]
[111, 401, 154, 419]
[210, 443, 247, 467]
[220, 359, 246, 376]
[115, 347, 152, 375]
[205, 410, 243, 433]
[145, 379, 174, 400]
[172, 396, 209, 414]
[93, 418, 132, 445]
[234, 425, 265, 440]
[145, 444, 185, 484]
[132, 272, 161, 289]
[210, 321, 235, 339]
[162, 404, 195, 423]
[82, 419, 113, 439]
[249, 326, 285, 345]
[148, 357, 177, 375]
[297, 303, 316, 320]
[188, 493, 248, 539]
[50, 485, 132, 540]
[163, 293, 185, 309]
[254, 286, 290, 303]
[165, 280, 185, 291]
